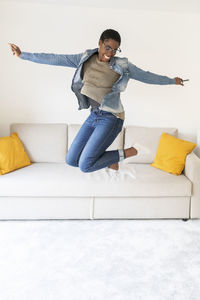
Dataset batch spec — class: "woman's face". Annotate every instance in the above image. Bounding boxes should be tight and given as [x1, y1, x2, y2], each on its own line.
[98, 38, 120, 63]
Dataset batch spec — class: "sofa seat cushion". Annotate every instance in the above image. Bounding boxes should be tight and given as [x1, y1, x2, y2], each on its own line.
[0, 162, 191, 197]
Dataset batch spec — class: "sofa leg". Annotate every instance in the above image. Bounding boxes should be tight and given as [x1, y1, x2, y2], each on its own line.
[182, 218, 189, 222]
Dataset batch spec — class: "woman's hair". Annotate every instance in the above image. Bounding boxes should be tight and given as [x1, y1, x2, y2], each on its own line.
[100, 29, 121, 45]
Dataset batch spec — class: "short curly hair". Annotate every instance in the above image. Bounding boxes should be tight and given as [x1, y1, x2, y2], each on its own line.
[100, 29, 121, 45]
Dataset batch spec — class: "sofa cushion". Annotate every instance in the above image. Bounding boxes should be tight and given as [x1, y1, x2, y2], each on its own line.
[124, 126, 178, 164]
[68, 124, 124, 151]
[0, 162, 191, 197]
[10, 124, 68, 163]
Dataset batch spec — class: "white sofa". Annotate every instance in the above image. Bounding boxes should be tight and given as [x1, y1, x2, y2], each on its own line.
[0, 123, 200, 220]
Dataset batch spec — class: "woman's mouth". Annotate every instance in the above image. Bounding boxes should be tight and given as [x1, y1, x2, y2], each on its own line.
[104, 54, 110, 60]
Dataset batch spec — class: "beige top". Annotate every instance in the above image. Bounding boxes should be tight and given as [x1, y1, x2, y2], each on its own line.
[81, 53, 125, 120]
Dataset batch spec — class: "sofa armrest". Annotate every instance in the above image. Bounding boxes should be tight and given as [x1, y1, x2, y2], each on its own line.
[184, 152, 200, 218]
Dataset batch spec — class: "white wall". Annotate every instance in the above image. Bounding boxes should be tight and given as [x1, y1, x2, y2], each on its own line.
[1, 1, 200, 149]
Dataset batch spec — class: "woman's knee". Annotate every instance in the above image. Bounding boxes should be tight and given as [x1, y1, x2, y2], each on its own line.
[78, 159, 93, 173]
[79, 163, 90, 173]
[65, 153, 78, 167]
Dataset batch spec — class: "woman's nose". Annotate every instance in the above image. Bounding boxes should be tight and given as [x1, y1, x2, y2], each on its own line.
[106, 50, 115, 57]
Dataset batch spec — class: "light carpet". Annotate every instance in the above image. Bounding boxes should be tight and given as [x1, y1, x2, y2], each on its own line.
[0, 219, 200, 300]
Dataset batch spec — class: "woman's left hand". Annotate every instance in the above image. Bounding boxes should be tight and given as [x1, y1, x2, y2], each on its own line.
[174, 77, 184, 86]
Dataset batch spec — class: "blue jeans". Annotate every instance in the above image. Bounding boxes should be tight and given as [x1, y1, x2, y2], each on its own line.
[66, 108, 124, 172]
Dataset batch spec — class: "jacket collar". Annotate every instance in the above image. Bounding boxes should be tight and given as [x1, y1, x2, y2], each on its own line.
[80, 48, 122, 74]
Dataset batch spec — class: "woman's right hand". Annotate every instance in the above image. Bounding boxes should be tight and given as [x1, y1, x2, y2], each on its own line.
[8, 43, 21, 57]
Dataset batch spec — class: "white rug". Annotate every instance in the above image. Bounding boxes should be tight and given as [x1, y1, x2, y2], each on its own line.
[0, 219, 200, 300]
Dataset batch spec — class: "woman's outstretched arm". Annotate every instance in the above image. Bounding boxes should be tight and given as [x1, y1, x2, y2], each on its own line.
[8, 43, 83, 68]
[128, 61, 184, 86]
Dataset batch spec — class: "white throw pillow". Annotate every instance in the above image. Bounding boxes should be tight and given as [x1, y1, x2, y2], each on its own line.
[10, 123, 67, 163]
[124, 126, 178, 164]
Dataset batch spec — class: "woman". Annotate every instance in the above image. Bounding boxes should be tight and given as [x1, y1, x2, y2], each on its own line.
[9, 29, 184, 173]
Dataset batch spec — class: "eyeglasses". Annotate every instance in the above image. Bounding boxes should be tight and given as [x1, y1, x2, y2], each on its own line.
[103, 42, 121, 54]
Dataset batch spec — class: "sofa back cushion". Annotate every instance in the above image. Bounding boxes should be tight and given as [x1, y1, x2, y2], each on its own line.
[10, 124, 67, 162]
[124, 126, 178, 164]
[68, 124, 124, 151]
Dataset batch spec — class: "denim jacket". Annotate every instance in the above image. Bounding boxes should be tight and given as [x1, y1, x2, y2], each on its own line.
[21, 48, 176, 114]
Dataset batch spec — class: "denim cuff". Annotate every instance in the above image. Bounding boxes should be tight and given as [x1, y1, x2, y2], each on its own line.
[118, 149, 125, 161]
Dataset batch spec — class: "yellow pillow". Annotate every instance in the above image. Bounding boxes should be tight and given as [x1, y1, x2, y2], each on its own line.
[0, 132, 31, 175]
[151, 132, 196, 175]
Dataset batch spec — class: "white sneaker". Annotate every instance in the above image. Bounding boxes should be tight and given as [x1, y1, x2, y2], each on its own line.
[124, 143, 150, 164]
[131, 142, 150, 157]
[106, 161, 136, 179]
[106, 162, 120, 172]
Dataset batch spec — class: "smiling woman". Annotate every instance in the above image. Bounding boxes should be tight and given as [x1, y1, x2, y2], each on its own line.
[8, 28, 184, 172]
[98, 29, 121, 62]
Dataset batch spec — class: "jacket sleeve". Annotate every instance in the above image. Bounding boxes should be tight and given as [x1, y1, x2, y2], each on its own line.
[20, 52, 83, 68]
[128, 61, 176, 85]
